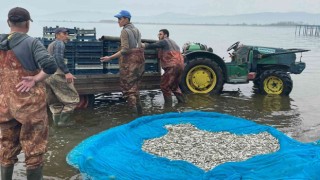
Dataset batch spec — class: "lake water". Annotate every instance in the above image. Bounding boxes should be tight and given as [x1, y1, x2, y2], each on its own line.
[1, 21, 320, 179]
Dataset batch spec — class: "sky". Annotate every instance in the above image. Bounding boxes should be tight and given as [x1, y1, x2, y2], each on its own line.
[1, 0, 320, 19]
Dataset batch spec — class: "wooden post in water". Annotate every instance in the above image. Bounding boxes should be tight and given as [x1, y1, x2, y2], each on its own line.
[296, 25, 320, 37]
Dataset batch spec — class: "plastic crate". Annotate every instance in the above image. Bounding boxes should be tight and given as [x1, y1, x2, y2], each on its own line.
[67, 68, 75, 74]
[108, 59, 119, 64]
[75, 64, 103, 69]
[103, 41, 120, 52]
[76, 28, 96, 41]
[75, 41, 103, 53]
[75, 51, 102, 56]
[74, 69, 104, 75]
[144, 49, 157, 55]
[145, 63, 160, 73]
[77, 28, 96, 35]
[43, 26, 77, 34]
[105, 63, 119, 74]
[105, 68, 119, 74]
[67, 64, 75, 69]
[77, 35, 97, 41]
[145, 59, 158, 64]
[75, 56, 102, 65]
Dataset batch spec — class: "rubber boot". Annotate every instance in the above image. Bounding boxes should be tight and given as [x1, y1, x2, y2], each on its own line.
[26, 166, 43, 180]
[1, 165, 14, 180]
[163, 95, 173, 107]
[52, 114, 61, 126]
[58, 112, 73, 126]
[175, 94, 186, 103]
[128, 106, 138, 117]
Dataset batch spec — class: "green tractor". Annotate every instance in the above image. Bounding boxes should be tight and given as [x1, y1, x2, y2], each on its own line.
[180, 41, 309, 95]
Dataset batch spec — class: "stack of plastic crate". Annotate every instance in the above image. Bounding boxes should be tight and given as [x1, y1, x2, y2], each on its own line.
[103, 39, 121, 74]
[64, 41, 77, 74]
[144, 49, 160, 73]
[76, 28, 96, 41]
[74, 40, 104, 75]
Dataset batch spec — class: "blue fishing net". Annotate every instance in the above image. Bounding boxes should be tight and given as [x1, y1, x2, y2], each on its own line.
[67, 111, 320, 179]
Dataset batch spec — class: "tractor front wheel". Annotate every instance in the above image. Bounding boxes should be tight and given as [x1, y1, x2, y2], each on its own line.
[180, 58, 224, 94]
[257, 70, 293, 95]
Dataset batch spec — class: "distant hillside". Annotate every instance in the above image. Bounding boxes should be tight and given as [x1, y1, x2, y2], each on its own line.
[38, 11, 320, 25]
[136, 12, 320, 25]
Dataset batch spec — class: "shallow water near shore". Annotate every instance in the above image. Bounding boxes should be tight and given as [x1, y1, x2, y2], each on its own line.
[3, 22, 319, 179]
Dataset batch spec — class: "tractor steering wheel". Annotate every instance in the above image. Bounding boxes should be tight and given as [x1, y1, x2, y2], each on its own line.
[227, 41, 240, 51]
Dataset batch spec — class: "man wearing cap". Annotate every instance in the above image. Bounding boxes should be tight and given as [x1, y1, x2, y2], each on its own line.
[100, 10, 145, 116]
[45, 27, 80, 127]
[142, 29, 185, 106]
[0, 7, 57, 180]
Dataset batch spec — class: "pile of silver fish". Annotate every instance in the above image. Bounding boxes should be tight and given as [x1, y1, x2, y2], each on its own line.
[142, 123, 280, 171]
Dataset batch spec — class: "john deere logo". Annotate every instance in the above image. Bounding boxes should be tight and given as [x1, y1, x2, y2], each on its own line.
[258, 48, 276, 54]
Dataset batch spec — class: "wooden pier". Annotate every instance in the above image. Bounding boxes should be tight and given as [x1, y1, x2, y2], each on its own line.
[295, 25, 320, 37]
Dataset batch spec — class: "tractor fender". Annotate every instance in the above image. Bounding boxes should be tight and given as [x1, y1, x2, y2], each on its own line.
[183, 51, 228, 81]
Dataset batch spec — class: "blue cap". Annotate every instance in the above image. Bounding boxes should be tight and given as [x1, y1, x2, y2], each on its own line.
[114, 10, 131, 19]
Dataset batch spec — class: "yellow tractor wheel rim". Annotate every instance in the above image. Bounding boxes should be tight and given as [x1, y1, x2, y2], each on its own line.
[263, 76, 283, 95]
[186, 65, 217, 93]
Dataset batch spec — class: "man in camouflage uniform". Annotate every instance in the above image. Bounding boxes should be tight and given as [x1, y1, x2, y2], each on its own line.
[101, 10, 144, 116]
[45, 27, 80, 126]
[142, 29, 185, 107]
[0, 7, 57, 180]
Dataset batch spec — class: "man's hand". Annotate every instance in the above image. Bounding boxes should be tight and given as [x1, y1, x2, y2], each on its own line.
[65, 73, 76, 83]
[100, 56, 111, 62]
[16, 76, 36, 92]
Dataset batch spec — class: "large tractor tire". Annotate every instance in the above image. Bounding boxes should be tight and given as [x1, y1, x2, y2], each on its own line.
[76, 94, 95, 109]
[255, 70, 293, 95]
[180, 58, 224, 94]
[252, 74, 261, 94]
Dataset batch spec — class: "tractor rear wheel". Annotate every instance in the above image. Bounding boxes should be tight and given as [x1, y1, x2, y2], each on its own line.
[256, 70, 292, 95]
[76, 94, 95, 109]
[180, 58, 224, 94]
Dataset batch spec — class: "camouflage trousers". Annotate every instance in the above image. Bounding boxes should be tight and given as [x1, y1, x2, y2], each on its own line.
[45, 69, 80, 115]
[161, 64, 184, 97]
[0, 50, 48, 169]
[0, 119, 48, 169]
[119, 48, 145, 107]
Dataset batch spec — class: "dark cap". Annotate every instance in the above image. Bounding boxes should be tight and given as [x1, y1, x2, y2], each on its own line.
[114, 10, 131, 19]
[8, 7, 33, 22]
[54, 27, 68, 34]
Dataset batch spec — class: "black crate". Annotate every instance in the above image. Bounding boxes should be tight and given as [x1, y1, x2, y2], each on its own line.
[77, 28, 96, 35]
[43, 26, 77, 34]
[75, 56, 102, 65]
[41, 39, 53, 47]
[67, 64, 75, 69]
[67, 69, 75, 74]
[77, 35, 97, 41]
[75, 41, 103, 53]
[75, 52, 103, 57]
[145, 63, 160, 73]
[144, 49, 158, 55]
[103, 41, 120, 52]
[105, 67, 119, 74]
[74, 69, 104, 75]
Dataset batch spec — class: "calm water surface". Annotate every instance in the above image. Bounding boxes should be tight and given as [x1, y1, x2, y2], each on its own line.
[2, 22, 319, 179]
